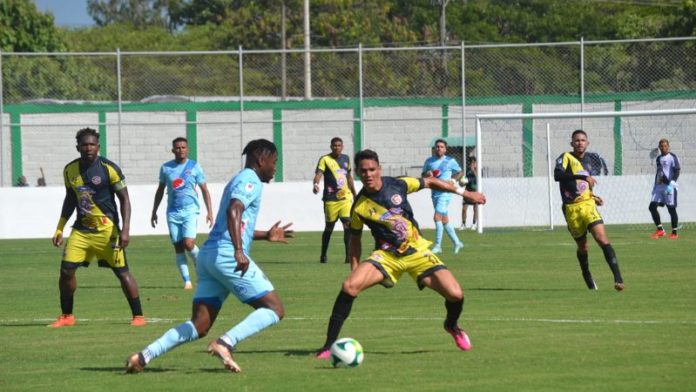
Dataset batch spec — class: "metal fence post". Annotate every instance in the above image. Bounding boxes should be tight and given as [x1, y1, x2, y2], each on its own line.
[460, 41, 466, 167]
[0, 50, 4, 186]
[116, 48, 123, 165]
[580, 37, 585, 129]
[358, 43, 364, 150]
[239, 45, 245, 168]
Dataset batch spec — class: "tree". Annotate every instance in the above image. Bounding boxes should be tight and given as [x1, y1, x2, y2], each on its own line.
[0, 0, 66, 52]
[87, 0, 173, 29]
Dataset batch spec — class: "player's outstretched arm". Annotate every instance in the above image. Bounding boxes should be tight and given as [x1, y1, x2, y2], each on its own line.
[423, 176, 486, 205]
[256, 221, 294, 243]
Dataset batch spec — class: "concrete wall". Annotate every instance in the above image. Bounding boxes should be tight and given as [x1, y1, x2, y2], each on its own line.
[2, 175, 692, 240]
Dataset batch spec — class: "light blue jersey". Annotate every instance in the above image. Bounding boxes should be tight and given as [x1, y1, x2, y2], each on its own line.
[159, 159, 207, 215]
[422, 155, 462, 199]
[206, 168, 261, 254]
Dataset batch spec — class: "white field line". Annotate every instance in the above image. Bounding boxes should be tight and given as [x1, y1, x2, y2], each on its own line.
[8, 316, 696, 325]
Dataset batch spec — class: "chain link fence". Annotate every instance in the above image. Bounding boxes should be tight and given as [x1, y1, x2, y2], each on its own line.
[1, 37, 695, 188]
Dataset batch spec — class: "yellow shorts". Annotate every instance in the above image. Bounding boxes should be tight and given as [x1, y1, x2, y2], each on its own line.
[62, 227, 126, 268]
[366, 238, 446, 289]
[324, 199, 352, 223]
[563, 199, 603, 239]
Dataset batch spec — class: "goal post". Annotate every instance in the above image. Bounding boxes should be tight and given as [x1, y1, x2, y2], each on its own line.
[473, 108, 696, 233]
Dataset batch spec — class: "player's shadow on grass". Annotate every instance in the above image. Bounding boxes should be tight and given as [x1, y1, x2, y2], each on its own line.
[232, 349, 432, 357]
[79, 284, 187, 290]
[468, 287, 572, 292]
[81, 366, 170, 373]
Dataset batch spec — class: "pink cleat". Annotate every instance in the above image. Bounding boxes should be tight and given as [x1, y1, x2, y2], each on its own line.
[444, 323, 472, 351]
[315, 348, 331, 359]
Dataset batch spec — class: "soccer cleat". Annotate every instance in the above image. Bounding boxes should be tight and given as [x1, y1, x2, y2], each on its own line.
[125, 352, 145, 374]
[444, 323, 472, 351]
[587, 280, 598, 290]
[453, 242, 464, 254]
[668, 233, 678, 239]
[184, 281, 193, 290]
[431, 245, 442, 254]
[614, 282, 625, 291]
[651, 229, 666, 239]
[208, 339, 241, 373]
[130, 316, 147, 327]
[458, 224, 467, 231]
[48, 314, 75, 328]
[319, 256, 327, 264]
[315, 348, 331, 360]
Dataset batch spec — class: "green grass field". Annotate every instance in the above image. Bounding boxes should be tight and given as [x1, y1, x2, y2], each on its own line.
[1, 227, 695, 391]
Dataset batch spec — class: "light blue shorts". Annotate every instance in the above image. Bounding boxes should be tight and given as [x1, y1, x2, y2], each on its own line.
[193, 244, 275, 308]
[167, 212, 198, 243]
[432, 195, 453, 216]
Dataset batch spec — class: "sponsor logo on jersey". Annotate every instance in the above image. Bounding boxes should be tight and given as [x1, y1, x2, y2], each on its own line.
[390, 194, 402, 205]
[172, 178, 185, 190]
[245, 182, 255, 192]
[91, 176, 101, 185]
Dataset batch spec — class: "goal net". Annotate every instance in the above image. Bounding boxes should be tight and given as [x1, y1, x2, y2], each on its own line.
[473, 106, 696, 232]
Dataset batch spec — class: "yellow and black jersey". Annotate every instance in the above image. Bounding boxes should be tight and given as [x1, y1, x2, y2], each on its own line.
[63, 156, 126, 232]
[350, 176, 425, 256]
[554, 152, 594, 205]
[316, 153, 352, 202]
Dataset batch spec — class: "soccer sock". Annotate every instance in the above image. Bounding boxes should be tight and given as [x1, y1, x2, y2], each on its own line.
[176, 252, 190, 283]
[444, 222, 461, 245]
[576, 250, 594, 289]
[60, 293, 74, 315]
[128, 297, 143, 317]
[444, 299, 464, 330]
[321, 223, 334, 258]
[186, 245, 199, 266]
[600, 244, 623, 284]
[323, 290, 356, 349]
[141, 321, 199, 365]
[649, 202, 661, 227]
[434, 221, 444, 246]
[220, 308, 280, 348]
[667, 206, 678, 233]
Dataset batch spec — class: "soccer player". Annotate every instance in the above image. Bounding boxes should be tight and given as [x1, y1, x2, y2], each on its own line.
[151, 137, 214, 289]
[554, 129, 625, 291]
[422, 139, 465, 253]
[649, 138, 681, 239]
[312, 137, 357, 263]
[459, 157, 478, 231]
[126, 139, 293, 374]
[315, 149, 486, 358]
[50, 127, 145, 327]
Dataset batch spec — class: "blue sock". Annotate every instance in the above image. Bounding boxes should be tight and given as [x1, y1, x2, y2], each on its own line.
[142, 321, 199, 364]
[220, 308, 280, 348]
[434, 221, 444, 246]
[176, 253, 190, 283]
[444, 222, 461, 245]
[186, 245, 199, 265]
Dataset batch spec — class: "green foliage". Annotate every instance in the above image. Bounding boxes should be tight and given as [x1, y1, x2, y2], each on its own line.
[0, 0, 66, 52]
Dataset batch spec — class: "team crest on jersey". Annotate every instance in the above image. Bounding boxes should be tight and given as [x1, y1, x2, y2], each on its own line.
[172, 178, 185, 190]
[245, 182, 255, 192]
[91, 176, 101, 185]
[390, 194, 402, 205]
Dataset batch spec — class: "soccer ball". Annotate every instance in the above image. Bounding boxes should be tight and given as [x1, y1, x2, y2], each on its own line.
[330, 337, 364, 368]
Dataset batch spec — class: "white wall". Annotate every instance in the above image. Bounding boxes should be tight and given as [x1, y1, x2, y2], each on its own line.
[1, 176, 692, 240]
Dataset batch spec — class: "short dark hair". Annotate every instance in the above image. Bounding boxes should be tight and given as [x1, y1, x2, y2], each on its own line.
[172, 137, 188, 146]
[243, 139, 277, 160]
[75, 127, 99, 143]
[434, 138, 447, 147]
[330, 137, 343, 144]
[571, 129, 587, 139]
[355, 149, 379, 165]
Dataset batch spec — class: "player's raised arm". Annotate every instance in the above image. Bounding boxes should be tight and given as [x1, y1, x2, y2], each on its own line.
[423, 176, 486, 205]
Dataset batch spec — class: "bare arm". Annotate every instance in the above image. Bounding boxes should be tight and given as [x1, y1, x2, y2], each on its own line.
[52, 188, 76, 247]
[423, 176, 486, 205]
[253, 221, 294, 242]
[199, 183, 214, 228]
[116, 187, 131, 249]
[347, 173, 357, 197]
[312, 171, 323, 194]
[151, 182, 165, 228]
[227, 199, 249, 276]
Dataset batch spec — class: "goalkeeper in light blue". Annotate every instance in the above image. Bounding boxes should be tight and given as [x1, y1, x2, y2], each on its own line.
[126, 139, 293, 374]
[422, 139, 465, 254]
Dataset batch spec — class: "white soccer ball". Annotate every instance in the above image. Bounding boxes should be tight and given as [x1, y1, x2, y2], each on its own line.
[330, 337, 364, 368]
[458, 177, 469, 187]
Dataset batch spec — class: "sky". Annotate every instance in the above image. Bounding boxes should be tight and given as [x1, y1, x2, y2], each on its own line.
[34, 0, 94, 28]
